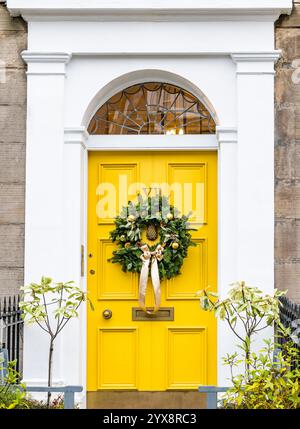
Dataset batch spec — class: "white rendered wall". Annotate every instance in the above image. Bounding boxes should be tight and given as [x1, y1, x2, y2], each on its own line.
[27, 21, 275, 53]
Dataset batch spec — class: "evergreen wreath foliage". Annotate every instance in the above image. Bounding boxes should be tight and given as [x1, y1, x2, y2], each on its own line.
[109, 195, 197, 280]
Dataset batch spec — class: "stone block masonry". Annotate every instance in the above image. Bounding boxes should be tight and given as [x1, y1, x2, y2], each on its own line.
[0, 4, 26, 298]
[276, 0, 300, 303]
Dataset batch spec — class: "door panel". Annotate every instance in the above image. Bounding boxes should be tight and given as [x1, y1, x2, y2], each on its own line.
[166, 327, 207, 389]
[98, 328, 138, 389]
[97, 163, 139, 224]
[166, 238, 207, 300]
[167, 162, 207, 225]
[87, 151, 217, 391]
[97, 238, 138, 300]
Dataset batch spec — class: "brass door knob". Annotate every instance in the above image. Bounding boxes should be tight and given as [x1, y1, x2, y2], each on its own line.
[102, 309, 112, 320]
[90, 269, 95, 275]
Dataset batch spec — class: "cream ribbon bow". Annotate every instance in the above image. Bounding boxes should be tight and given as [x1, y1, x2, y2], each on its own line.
[139, 244, 164, 315]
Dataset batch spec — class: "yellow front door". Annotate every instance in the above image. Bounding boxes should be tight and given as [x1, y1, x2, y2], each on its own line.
[87, 151, 217, 391]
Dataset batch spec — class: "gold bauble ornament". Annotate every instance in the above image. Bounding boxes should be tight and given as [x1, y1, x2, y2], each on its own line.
[127, 215, 135, 222]
[124, 242, 131, 249]
[171, 242, 179, 250]
[166, 213, 173, 221]
[120, 235, 126, 241]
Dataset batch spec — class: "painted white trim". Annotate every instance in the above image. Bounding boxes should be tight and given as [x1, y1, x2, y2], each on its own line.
[216, 126, 238, 145]
[217, 127, 238, 386]
[86, 134, 219, 151]
[22, 51, 71, 76]
[64, 127, 88, 149]
[62, 137, 88, 407]
[231, 51, 281, 75]
[21, 52, 72, 63]
[21, 51, 282, 59]
[7, 0, 293, 21]
[9, 14, 291, 23]
[231, 52, 282, 62]
[70, 51, 279, 58]
[64, 128, 221, 151]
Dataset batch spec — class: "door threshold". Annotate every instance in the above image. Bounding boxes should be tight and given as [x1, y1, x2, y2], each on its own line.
[87, 391, 206, 409]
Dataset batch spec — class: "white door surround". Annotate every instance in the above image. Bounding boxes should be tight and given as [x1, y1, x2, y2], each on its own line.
[7, 0, 293, 407]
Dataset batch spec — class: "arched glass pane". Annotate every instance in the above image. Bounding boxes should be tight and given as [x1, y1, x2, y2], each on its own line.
[88, 82, 216, 135]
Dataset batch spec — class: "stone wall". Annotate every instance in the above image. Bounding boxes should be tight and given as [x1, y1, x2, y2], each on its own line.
[275, 1, 300, 303]
[0, 5, 26, 298]
[0, 3, 299, 304]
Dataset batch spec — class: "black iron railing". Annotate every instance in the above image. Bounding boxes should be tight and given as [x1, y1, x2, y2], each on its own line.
[0, 295, 23, 373]
[278, 295, 300, 368]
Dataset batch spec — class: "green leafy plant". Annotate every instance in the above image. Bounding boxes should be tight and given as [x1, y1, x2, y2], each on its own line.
[0, 360, 27, 409]
[0, 361, 67, 409]
[19, 277, 93, 407]
[197, 281, 285, 375]
[198, 281, 300, 409]
[222, 333, 300, 409]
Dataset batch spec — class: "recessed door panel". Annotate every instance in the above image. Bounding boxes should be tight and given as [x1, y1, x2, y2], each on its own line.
[97, 163, 138, 224]
[98, 328, 138, 389]
[166, 238, 207, 300]
[166, 327, 207, 389]
[168, 163, 207, 224]
[97, 238, 138, 300]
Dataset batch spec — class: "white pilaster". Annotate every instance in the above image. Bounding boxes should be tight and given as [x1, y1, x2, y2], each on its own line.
[61, 127, 88, 403]
[231, 51, 280, 292]
[216, 126, 238, 386]
[21, 51, 71, 386]
[217, 127, 238, 292]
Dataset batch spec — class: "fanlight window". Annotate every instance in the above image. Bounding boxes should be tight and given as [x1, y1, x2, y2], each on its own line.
[88, 82, 216, 135]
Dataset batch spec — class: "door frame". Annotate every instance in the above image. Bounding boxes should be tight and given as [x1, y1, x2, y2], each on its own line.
[86, 135, 219, 152]
[63, 127, 237, 404]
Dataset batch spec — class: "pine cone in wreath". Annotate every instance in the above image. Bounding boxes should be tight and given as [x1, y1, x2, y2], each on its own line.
[146, 223, 158, 241]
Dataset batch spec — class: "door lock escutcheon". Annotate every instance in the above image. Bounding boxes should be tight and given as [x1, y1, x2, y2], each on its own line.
[90, 269, 96, 275]
[102, 309, 112, 320]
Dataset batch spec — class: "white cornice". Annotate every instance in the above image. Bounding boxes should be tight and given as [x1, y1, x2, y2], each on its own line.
[20, 50, 283, 77]
[231, 51, 281, 75]
[21, 52, 71, 76]
[7, 0, 293, 22]
[22, 52, 71, 64]
[21, 50, 282, 59]
[64, 127, 89, 149]
[69, 51, 280, 58]
[216, 127, 238, 145]
[231, 52, 281, 63]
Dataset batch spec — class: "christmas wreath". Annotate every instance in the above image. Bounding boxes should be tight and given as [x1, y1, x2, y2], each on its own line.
[109, 195, 196, 279]
[109, 195, 196, 314]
